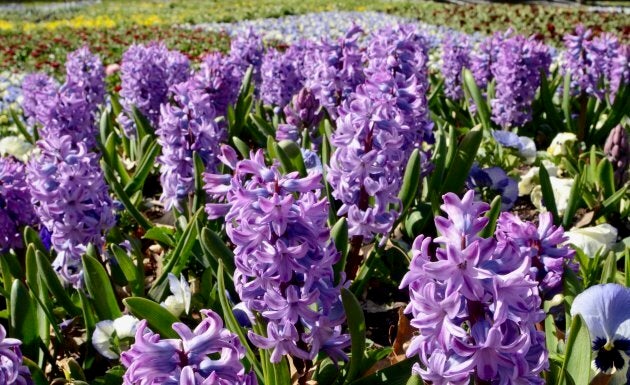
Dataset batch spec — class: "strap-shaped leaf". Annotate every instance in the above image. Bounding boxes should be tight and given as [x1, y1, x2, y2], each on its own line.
[124, 139, 160, 195]
[341, 288, 366, 383]
[538, 166, 560, 225]
[331, 218, 348, 285]
[123, 297, 179, 339]
[558, 315, 591, 385]
[35, 251, 81, 316]
[82, 254, 122, 320]
[201, 227, 235, 275]
[102, 162, 153, 231]
[398, 149, 421, 213]
[480, 195, 502, 238]
[441, 127, 482, 195]
[10, 279, 38, 358]
[463, 69, 491, 131]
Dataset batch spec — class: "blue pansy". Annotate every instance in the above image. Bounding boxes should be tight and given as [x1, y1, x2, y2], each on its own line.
[571, 284, 630, 384]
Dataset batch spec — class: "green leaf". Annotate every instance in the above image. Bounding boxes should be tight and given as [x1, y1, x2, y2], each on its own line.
[625, 249, 630, 287]
[143, 226, 175, 247]
[22, 357, 48, 385]
[599, 186, 627, 217]
[540, 74, 564, 131]
[192, 151, 207, 212]
[539, 166, 560, 225]
[200, 227, 236, 275]
[124, 140, 159, 195]
[558, 315, 591, 385]
[110, 245, 141, 295]
[131, 105, 154, 139]
[405, 375, 423, 385]
[102, 162, 153, 231]
[278, 140, 306, 176]
[149, 208, 202, 300]
[398, 149, 421, 213]
[217, 262, 263, 381]
[23, 226, 48, 257]
[36, 250, 81, 316]
[341, 288, 366, 383]
[10, 279, 38, 358]
[82, 254, 122, 320]
[596, 158, 615, 199]
[480, 195, 502, 238]
[123, 297, 179, 338]
[562, 174, 583, 228]
[331, 218, 348, 285]
[600, 251, 617, 284]
[562, 72, 574, 132]
[349, 357, 418, 385]
[273, 142, 296, 174]
[9, 108, 34, 144]
[441, 127, 483, 194]
[463, 69, 491, 131]
[232, 136, 250, 158]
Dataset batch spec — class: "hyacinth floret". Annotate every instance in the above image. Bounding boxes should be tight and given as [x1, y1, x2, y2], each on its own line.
[204, 146, 348, 363]
[27, 135, 115, 287]
[470, 29, 512, 91]
[229, 28, 264, 92]
[0, 324, 33, 385]
[303, 25, 365, 119]
[365, 24, 434, 150]
[157, 79, 224, 211]
[118, 42, 190, 137]
[400, 190, 548, 384]
[0, 157, 38, 251]
[276, 87, 324, 147]
[261, 48, 302, 109]
[610, 44, 629, 101]
[21, 47, 105, 146]
[441, 32, 471, 100]
[327, 71, 404, 241]
[496, 211, 577, 298]
[194, 52, 242, 118]
[121, 309, 256, 385]
[491, 34, 551, 128]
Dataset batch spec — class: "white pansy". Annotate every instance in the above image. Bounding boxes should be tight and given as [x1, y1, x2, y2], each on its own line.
[0, 136, 33, 161]
[161, 273, 191, 317]
[547, 132, 577, 156]
[92, 315, 139, 359]
[518, 136, 537, 164]
[518, 160, 558, 196]
[566, 224, 618, 257]
[530, 177, 573, 214]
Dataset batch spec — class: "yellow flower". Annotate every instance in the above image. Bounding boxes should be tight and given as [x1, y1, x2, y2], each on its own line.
[0, 20, 14, 31]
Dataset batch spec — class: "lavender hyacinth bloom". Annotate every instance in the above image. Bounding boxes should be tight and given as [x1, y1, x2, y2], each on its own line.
[604, 124, 629, 185]
[469, 30, 510, 91]
[303, 25, 365, 119]
[118, 43, 190, 137]
[400, 191, 547, 384]
[610, 44, 629, 101]
[276, 87, 324, 146]
[441, 32, 471, 100]
[0, 324, 32, 385]
[21, 48, 105, 146]
[204, 146, 348, 363]
[261, 48, 302, 109]
[157, 80, 224, 211]
[327, 72, 404, 241]
[27, 135, 115, 287]
[495, 211, 576, 297]
[0, 157, 38, 251]
[491, 34, 551, 128]
[195, 52, 242, 118]
[121, 309, 256, 385]
[65, 46, 106, 107]
[229, 28, 264, 92]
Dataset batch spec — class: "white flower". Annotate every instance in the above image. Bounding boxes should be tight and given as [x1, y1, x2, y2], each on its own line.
[547, 132, 577, 156]
[518, 136, 537, 164]
[530, 176, 573, 214]
[161, 273, 191, 317]
[566, 224, 618, 257]
[0, 136, 33, 161]
[92, 315, 139, 359]
[518, 160, 558, 196]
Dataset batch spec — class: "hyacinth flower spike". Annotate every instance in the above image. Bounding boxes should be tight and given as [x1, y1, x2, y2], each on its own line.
[571, 284, 630, 385]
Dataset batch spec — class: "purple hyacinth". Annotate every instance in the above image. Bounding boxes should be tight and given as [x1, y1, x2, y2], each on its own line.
[400, 191, 548, 384]
[365, 24, 434, 150]
[610, 44, 629, 101]
[20, 73, 58, 127]
[303, 25, 365, 119]
[261, 48, 302, 109]
[204, 146, 348, 364]
[195, 52, 242, 118]
[326, 72, 404, 243]
[604, 124, 629, 185]
[27, 135, 115, 287]
[229, 28, 264, 92]
[562, 25, 620, 100]
[441, 32, 471, 100]
[0, 324, 32, 385]
[276, 87, 324, 146]
[491, 34, 551, 128]
[21, 47, 105, 146]
[121, 309, 256, 385]
[466, 165, 518, 211]
[65, 46, 106, 107]
[157, 79, 225, 211]
[117, 43, 190, 137]
[0, 157, 38, 252]
[495, 211, 576, 298]
[470, 29, 511, 91]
